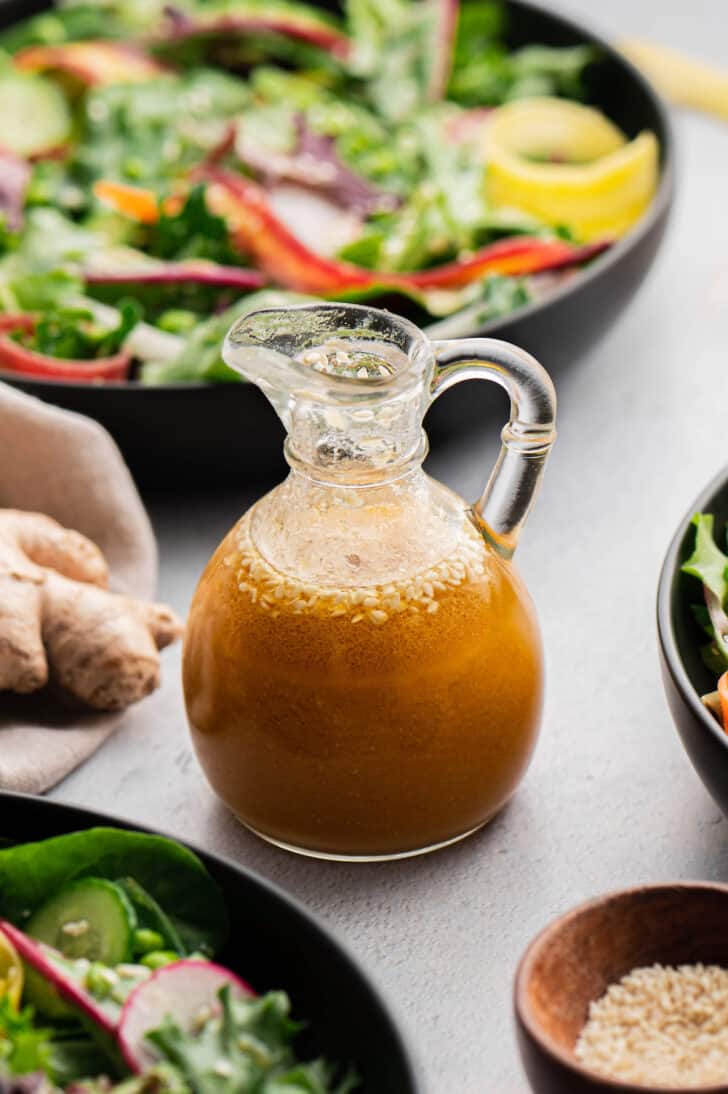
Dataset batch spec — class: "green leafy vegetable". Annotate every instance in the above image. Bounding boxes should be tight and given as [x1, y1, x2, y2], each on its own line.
[71, 1064, 192, 1094]
[140, 291, 314, 385]
[447, 2, 595, 105]
[0, 1000, 53, 1080]
[682, 513, 728, 606]
[118, 880, 185, 957]
[148, 987, 357, 1094]
[73, 72, 249, 191]
[0, 2, 165, 50]
[9, 271, 83, 314]
[47, 1032, 117, 1088]
[146, 188, 239, 266]
[14, 300, 140, 361]
[0, 829, 228, 957]
[0, 996, 113, 1088]
[682, 513, 728, 678]
[423, 273, 529, 336]
[347, 0, 439, 123]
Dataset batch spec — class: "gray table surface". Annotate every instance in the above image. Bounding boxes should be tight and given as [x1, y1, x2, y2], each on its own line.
[50, 2, 728, 1090]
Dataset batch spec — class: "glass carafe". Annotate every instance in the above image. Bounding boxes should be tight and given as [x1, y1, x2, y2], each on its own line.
[183, 303, 556, 861]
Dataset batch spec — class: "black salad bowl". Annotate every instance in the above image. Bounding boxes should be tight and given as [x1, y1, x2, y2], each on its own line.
[0, 792, 422, 1094]
[0, 0, 674, 484]
[657, 465, 728, 817]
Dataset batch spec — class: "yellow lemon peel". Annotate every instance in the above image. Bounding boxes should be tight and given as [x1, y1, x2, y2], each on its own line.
[484, 97, 659, 241]
[0, 928, 23, 1009]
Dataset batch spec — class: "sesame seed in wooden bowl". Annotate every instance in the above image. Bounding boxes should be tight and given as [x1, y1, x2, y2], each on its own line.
[514, 884, 728, 1093]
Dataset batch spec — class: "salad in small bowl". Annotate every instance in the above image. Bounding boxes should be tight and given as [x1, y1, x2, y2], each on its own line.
[0, 799, 418, 1094]
[658, 466, 728, 819]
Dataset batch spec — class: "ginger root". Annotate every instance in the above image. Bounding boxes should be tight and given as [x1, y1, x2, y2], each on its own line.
[0, 510, 183, 711]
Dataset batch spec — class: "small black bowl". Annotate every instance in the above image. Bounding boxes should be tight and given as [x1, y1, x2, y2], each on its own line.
[0, 0, 674, 484]
[657, 465, 728, 815]
[0, 791, 421, 1094]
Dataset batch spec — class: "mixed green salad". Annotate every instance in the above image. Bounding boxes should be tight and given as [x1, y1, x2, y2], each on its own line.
[0, 0, 658, 385]
[683, 514, 728, 733]
[0, 828, 355, 1093]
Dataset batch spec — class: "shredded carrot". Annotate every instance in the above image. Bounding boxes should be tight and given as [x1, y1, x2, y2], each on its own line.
[93, 180, 161, 224]
[718, 672, 728, 733]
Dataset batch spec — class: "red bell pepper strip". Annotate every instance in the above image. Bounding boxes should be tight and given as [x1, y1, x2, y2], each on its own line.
[200, 168, 611, 293]
[156, 6, 351, 60]
[95, 171, 612, 296]
[15, 42, 170, 86]
[401, 236, 610, 289]
[197, 171, 376, 294]
[0, 316, 132, 382]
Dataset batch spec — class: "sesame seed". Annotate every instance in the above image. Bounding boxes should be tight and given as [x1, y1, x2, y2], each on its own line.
[576, 963, 728, 1087]
[61, 919, 89, 938]
[232, 511, 493, 625]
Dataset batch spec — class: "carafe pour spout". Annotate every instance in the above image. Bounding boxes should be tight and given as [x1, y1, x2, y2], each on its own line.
[224, 303, 432, 484]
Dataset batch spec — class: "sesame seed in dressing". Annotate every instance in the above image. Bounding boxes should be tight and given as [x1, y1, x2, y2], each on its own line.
[232, 509, 489, 625]
[184, 474, 544, 859]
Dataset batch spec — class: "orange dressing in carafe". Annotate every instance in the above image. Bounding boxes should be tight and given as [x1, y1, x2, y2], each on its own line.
[183, 303, 555, 859]
[184, 474, 543, 858]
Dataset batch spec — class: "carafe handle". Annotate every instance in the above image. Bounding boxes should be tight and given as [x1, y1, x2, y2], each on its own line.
[430, 338, 557, 559]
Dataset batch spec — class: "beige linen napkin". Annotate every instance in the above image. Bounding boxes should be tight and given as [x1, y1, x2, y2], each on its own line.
[0, 381, 159, 793]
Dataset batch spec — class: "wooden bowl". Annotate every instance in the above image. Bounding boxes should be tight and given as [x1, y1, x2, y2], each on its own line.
[514, 884, 728, 1093]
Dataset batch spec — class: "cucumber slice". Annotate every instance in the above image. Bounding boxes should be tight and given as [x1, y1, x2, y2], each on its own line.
[0, 71, 71, 156]
[26, 878, 137, 965]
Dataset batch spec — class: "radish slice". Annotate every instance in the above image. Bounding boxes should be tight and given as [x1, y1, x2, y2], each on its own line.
[119, 959, 255, 1073]
[84, 262, 266, 291]
[0, 149, 31, 231]
[0, 919, 117, 1034]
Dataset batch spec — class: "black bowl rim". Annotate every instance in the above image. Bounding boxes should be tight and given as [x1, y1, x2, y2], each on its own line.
[514, 881, 728, 1094]
[656, 462, 728, 759]
[0, 0, 675, 396]
[0, 788, 423, 1093]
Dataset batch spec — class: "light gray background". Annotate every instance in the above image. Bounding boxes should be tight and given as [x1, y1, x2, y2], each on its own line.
[51, 3, 728, 1090]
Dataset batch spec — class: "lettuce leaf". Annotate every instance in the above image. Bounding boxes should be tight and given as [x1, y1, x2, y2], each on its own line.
[147, 987, 357, 1094]
[682, 513, 728, 606]
[0, 1001, 53, 1081]
[682, 513, 728, 676]
[0, 2, 166, 50]
[140, 290, 314, 384]
[73, 71, 249, 190]
[346, 0, 438, 123]
[447, 1, 594, 106]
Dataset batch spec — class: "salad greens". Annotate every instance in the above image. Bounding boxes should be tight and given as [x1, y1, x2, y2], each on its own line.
[682, 513, 728, 727]
[0, 828, 228, 955]
[683, 513, 728, 608]
[148, 989, 357, 1094]
[0, 829, 354, 1094]
[0, 0, 612, 385]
